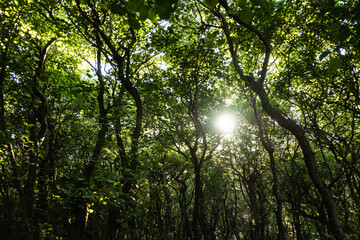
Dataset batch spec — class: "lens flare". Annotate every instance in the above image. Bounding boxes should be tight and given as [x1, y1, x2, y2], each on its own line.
[215, 113, 236, 134]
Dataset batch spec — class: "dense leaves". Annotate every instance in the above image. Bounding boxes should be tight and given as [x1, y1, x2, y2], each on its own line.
[0, 0, 359, 239]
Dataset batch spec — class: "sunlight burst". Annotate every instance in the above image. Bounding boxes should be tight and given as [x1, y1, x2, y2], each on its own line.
[215, 113, 236, 134]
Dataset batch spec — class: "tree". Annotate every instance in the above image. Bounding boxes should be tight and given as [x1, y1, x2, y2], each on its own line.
[1, 0, 359, 239]
[195, 0, 359, 238]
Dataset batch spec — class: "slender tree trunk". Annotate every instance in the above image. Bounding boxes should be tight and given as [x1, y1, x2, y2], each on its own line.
[192, 157, 214, 240]
[290, 153, 303, 240]
[218, 5, 346, 238]
[24, 39, 55, 240]
[8, 144, 33, 239]
[268, 152, 287, 240]
[192, 161, 202, 240]
[0, 48, 7, 132]
[252, 102, 287, 240]
[247, 173, 259, 240]
[253, 87, 346, 239]
[175, 177, 193, 240]
[71, 46, 108, 240]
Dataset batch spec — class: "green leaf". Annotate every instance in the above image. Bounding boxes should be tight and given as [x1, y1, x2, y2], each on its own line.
[126, 0, 144, 13]
[203, 0, 219, 8]
[251, 0, 265, 7]
[156, 0, 175, 19]
[129, 19, 141, 30]
[139, 5, 150, 20]
[238, 8, 253, 23]
[328, 57, 342, 72]
[319, 50, 329, 61]
[109, 4, 125, 15]
[106, 179, 116, 184]
[327, 22, 341, 31]
[331, 6, 350, 19]
[148, 11, 157, 22]
[334, 30, 350, 42]
[157, 6, 172, 19]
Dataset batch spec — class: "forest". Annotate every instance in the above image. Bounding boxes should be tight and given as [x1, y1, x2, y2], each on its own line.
[0, 0, 359, 239]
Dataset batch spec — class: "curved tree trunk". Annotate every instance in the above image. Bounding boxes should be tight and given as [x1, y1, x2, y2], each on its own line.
[216, 3, 346, 237]
[252, 86, 345, 240]
[252, 101, 287, 240]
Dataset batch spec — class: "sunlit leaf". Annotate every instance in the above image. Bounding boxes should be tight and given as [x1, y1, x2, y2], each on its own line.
[148, 10, 157, 22]
[319, 50, 329, 61]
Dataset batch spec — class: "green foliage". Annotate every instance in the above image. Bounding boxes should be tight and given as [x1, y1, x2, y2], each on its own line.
[237, 7, 253, 23]
[0, 0, 359, 239]
[203, 0, 218, 8]
[328, 57, 343, 73]
[126, 0, 144, 13]
[156, 0, 177, 19]
[109, 3, 126, 15]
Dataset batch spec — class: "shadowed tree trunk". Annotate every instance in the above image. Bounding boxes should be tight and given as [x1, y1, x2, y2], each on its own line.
[71, 1, 144, 237]
[215, 1, 347, 238]
[70, 42, 109, 240]
[252, 99, 287, 240]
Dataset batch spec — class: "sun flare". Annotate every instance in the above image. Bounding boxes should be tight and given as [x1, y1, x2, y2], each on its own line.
[215, 113, 236, 134]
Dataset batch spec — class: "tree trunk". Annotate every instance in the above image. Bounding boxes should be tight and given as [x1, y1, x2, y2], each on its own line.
[252, 86, 346, 240]
[247, 173, 259, 240]
[218, 5, 346, 238]
[192, 161, 202, 240]
[252, 103, 287, 240]
[71, 47, 108, 240]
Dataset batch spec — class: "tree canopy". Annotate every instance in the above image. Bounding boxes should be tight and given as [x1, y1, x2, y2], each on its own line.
[0, 0, 359, 239]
